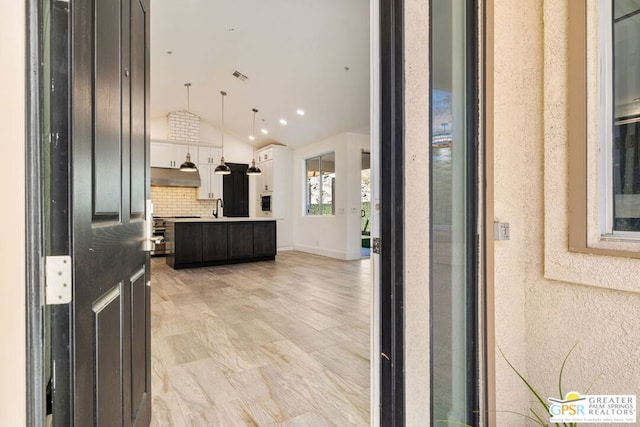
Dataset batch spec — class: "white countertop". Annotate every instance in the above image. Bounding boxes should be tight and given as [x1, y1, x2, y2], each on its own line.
[166, 217, 280, 223]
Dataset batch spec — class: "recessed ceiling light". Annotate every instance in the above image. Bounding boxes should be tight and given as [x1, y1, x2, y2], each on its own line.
[261, 129, 268, 134]
[249, 135, 255, 141]
[296, 109, 305, 116]
[634, 97, 640, 102]
[279, 119, 287, 125]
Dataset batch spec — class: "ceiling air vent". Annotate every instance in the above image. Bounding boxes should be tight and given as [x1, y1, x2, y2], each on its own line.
[232, 70, 249, 81]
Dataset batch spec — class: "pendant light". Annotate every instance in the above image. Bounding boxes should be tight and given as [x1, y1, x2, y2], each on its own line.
[179, 83, 198, 172]
[214, 90, 231, 175]
[246, 108, 262, 175]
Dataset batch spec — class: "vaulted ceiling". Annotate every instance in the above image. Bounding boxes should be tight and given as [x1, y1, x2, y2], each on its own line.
[151, 0, 371, 148]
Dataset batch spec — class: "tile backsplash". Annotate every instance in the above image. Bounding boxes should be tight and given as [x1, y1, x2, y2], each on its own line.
[151, 186, 218, 217]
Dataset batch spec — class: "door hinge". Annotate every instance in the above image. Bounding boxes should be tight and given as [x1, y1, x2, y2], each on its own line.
[45, 255, 72, 305]
[372, 237, 381, 254]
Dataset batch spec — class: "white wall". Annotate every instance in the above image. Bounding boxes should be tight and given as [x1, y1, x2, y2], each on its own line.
[0, 0, 27, 424]
[292, 132, 370, 260]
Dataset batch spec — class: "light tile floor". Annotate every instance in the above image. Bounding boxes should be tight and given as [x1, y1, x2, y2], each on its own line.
[150, 251, 371, 426]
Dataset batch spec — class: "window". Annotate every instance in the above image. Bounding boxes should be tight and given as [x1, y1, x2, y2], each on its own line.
[305, 152, 335, 215]
[606, 1, 640, 236]
[567, 0, 640, 256]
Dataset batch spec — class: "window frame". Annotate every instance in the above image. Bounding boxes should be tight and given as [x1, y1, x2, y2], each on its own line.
[568, 0, 640, 257]
[304, 152, 336, 216]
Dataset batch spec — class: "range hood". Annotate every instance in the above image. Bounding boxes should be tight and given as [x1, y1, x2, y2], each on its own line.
[150, 167, 201, 187]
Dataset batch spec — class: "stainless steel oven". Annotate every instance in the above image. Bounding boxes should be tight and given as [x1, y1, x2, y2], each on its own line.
[259, 192, 272, 216]
[151, 216, 201, 256]
[151, 217, 167, 256]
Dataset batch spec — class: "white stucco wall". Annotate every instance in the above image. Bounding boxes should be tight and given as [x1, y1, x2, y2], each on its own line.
[292, 132, 370, 260]
[492, 0, 640, 423]
[0, 1, 27, 425]
[491, 0, 543, 422]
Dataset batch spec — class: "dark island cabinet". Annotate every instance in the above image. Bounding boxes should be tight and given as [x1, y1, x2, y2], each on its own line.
[174, 223, 203, 264]
[253, 221, 276, 258]
[167, 220, 276, 269]
[203, 222, 228, 261]
[228, 222, 254, 259]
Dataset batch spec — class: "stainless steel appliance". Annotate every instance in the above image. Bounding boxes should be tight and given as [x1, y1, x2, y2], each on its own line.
[259, 192, 272, 216]
[151, 217, 167, 256]
[151, 216, 200, 256]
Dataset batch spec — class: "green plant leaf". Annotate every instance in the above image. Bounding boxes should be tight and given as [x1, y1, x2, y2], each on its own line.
[559, 342, 579, 399]
[498, 347, 550, 416]
[530, 407, 547, 426]
[585, 372, 602, 394]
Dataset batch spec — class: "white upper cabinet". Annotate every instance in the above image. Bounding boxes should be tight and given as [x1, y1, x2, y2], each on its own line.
[196, 147, 222, 200]
[257, 148, 273, 163]
[258, 159, 273, 192]
[198, 146, 221, 165]
[150, 141, 196, 168]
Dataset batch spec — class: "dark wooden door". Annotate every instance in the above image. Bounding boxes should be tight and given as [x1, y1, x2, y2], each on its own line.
[52, 0, 151, 425]
[222, 163, 249, 217]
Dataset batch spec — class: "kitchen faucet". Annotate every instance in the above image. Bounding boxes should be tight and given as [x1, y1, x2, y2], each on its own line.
[213, 198, 224, 218]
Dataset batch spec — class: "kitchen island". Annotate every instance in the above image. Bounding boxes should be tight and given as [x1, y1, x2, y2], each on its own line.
[164, 217, 277, 269]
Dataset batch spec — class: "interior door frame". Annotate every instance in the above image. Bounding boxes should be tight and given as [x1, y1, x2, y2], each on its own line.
[378, 0, 405, 424]
[25, 0, 77, 423]
[23, 0, 403, 425]
[26, 0, 47, 424]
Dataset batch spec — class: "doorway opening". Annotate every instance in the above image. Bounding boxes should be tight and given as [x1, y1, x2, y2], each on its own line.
[361, 150, 372, 258]
[147, 0, 375, 425]
[28, 1, 396, 426]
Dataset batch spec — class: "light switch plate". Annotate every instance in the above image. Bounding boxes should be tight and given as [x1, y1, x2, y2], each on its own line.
[494, 222, 510, 240]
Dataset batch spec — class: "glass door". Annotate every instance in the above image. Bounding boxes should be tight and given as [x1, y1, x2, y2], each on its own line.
[430, 0, 478, 424]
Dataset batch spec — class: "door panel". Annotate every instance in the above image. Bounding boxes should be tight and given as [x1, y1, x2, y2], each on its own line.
[130, 0, 146, 218]
[49, 0, 151, 424]
[93, 285, 123, 427]
[94, 0, 123, 219]
[130, 267, 148, 423]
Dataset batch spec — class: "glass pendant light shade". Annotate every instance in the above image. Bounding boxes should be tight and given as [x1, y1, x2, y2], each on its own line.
[215, 91, 231, 175]
[246, 108, 262, 175]
[179, 83, 198, 172]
